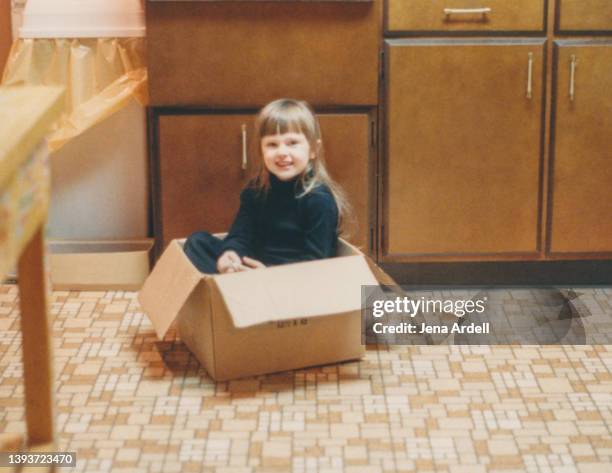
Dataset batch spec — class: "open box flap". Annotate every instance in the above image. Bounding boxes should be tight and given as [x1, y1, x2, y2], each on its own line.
[363, 255, 398, 286]
[212, 254, 379, 329]
[138, 240, 205, 339]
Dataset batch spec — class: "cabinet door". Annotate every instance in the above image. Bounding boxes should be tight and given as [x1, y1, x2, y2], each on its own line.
[157, 114, 255, 250]
[384, 39, 545, 261]
[155, 113, 372, 253]
[548, 42, 612, 256]
[318, 114, 373, 252]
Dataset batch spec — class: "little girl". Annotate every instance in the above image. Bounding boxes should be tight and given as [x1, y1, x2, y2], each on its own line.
[183, 98, 351, 274]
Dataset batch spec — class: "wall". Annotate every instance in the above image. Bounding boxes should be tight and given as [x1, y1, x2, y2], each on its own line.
[47, 100, 148, 240]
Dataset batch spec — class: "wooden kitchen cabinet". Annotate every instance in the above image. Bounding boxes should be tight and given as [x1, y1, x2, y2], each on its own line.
[383, 39, 546, 261]
[146, 0, 380, 262]
[147, 0, 611, 269]
[154, 112, 374, 253]
[146, 0, 381, 107]
[548, 41, 612, 256]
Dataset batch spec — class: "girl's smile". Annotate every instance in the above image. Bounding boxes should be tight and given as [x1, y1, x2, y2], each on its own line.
[261, 132, 314, 181]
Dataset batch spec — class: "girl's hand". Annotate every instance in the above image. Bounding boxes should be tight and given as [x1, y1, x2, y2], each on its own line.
[242, 256, 266, 270]
[217, 250, 247, 273]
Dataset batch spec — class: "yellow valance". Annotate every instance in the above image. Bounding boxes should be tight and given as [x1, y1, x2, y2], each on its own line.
[2, 38, 147, 151]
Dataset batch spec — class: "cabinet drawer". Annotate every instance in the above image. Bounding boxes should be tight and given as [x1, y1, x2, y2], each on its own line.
[557, 0, 612, 32]
[387, 0, 545, 33]
[147, 1, 380, 106]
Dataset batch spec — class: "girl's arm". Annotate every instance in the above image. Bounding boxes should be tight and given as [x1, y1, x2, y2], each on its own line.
[220, 188, 257, 258]
[301, 190, 339, 260]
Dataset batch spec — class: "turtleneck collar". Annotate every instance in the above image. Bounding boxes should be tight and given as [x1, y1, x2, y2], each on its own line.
[269, 174, 301, 194]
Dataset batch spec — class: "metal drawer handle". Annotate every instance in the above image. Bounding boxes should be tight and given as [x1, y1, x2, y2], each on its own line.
[569, 54, 577, 102]
[527, 52, 533, 99]
[241, 124, 248, 170]
[444, 7, 492, 17]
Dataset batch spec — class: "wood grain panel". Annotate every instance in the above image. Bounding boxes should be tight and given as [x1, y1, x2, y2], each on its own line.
[549, 42, 612, 254]
[156, 113, 371, 252]
[318, 114, 371, 251]
[387, 0, 545, 33]
[147, 1, 380, 106]
[557, 0, 612, 32]
[0, 0, 11, 72]
[158, 114, 256, 249]
[385, 40, 545, 258]
[18, 229, 55, 445]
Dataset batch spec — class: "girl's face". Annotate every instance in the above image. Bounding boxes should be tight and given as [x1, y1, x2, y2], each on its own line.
[261, 132, 314, 181]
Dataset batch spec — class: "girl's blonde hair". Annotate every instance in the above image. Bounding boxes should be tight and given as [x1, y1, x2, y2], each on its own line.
[253, 98, 353, 237]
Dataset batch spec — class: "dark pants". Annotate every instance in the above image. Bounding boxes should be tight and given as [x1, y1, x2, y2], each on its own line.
[183, 232, 224, 274]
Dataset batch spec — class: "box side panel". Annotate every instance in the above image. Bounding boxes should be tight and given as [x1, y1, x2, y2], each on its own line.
[213, 254, 379, 328]
[177, 281, 216, 379]
[211, 282, 364, 380]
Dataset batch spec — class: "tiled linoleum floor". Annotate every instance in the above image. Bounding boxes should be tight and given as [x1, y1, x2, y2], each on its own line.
[1, 284, 611, 473]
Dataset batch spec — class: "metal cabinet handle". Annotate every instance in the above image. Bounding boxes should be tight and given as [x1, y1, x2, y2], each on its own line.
[444, 7, 492, 17]
[241, 124, 248, 170]
[527, 52, 533, 99]
[569, 54, 577, 102]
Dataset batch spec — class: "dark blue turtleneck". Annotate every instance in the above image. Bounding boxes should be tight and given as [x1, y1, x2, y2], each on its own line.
[220, 175, 339, 266]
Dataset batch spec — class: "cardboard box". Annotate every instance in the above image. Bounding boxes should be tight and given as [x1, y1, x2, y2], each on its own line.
[49, 239, 153, 291]
[138, 239, 379, 381]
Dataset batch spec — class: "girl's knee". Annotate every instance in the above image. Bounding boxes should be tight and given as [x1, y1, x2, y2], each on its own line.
[184, 232, 206, 254]
[186, 231, 211, 245]
[185, 232, 224, 255]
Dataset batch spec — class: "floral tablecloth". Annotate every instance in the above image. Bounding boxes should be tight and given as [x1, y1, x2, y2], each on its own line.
[0, 143, 50, 280]
[2, 38, 147, 151]
[0, 85, 63, 280]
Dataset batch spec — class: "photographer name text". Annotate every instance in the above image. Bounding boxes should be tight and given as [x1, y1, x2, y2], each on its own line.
[372, 321, 490, 335]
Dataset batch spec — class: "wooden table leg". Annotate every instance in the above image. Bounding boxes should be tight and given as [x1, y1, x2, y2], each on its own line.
[17, 226, 55, 446]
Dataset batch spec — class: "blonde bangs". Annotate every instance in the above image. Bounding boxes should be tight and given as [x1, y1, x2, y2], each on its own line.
[256, 102, 316, 141]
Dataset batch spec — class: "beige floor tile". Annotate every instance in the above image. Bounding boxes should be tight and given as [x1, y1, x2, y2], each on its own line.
[1, 285, 612, 472]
